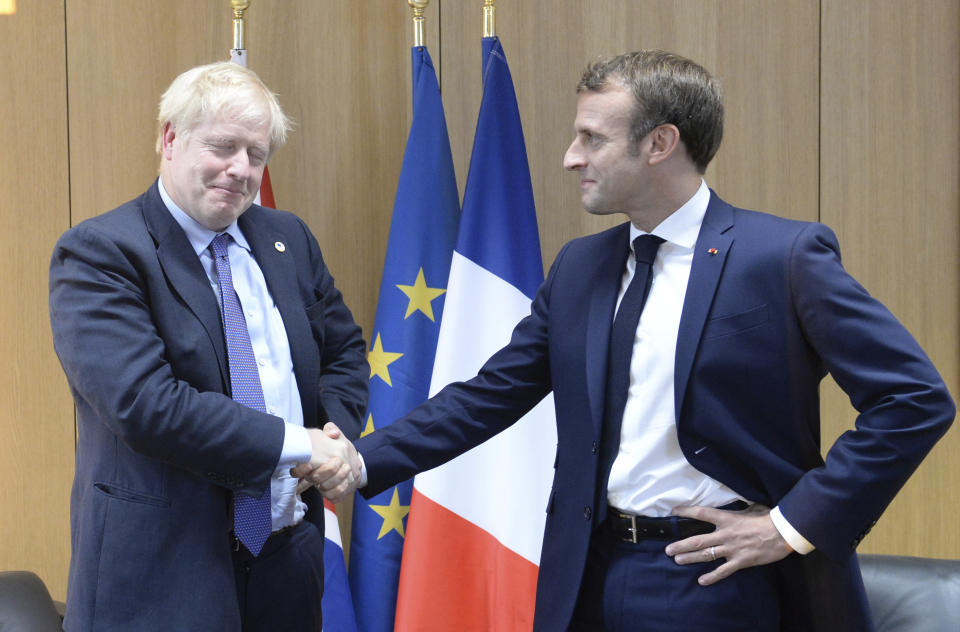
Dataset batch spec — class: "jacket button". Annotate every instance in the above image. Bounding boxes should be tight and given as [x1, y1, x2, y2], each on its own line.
[584, 506, 592, 520]
[591, 441, 599, 454]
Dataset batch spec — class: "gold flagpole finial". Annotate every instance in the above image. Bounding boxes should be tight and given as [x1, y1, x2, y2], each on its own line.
[230, 0, 250, 51]
[482, 0, 495, 38]
[408, 0, 429, 48]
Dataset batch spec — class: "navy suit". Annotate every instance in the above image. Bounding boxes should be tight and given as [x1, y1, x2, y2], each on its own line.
[49, 182, 368, 631]
[356, 192, 953, 631]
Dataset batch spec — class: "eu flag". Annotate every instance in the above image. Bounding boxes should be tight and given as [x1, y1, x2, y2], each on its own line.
[348, 45, 460, 632]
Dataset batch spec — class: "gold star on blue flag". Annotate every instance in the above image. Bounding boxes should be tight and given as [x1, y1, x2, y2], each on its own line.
[397, 268, 446, 321]
[367, 333, 404, 387]
[369, 488, 411, 539]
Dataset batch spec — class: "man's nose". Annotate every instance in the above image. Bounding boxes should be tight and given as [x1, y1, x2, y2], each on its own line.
[562, 139, 584, 170]
[225, 150, 251, 178]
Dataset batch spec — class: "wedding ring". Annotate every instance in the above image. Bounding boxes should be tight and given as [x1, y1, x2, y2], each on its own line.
[709, 546, 717, 561]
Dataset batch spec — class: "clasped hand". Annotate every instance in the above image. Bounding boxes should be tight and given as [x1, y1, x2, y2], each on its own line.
[290, 422, 361, 502]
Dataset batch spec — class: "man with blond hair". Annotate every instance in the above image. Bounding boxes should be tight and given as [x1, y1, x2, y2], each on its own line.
[50, 61, 365, 631]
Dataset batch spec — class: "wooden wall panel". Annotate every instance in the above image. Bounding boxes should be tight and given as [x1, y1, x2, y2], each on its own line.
[66, 1, 226, 224]
[2, 0, 958, 607]
[820, 0, 960, 557]
[439, 0, 820, 268]
[0, 1, 75, 601]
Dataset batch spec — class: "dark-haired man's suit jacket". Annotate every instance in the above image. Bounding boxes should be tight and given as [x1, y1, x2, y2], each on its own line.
[357, 191, 953, 631]
[49, 181, 368, 631]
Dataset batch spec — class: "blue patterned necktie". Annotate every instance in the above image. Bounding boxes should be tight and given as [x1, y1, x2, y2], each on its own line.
[210, 233, 272, 556]
[597, 234, 665, 523]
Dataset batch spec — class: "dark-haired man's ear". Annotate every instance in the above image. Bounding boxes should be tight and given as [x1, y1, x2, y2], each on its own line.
[647, 123, 681, 166]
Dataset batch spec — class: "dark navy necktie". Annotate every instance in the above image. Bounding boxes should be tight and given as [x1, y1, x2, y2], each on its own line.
[210, 233, 272, 556]
[597, 234, 665, 523]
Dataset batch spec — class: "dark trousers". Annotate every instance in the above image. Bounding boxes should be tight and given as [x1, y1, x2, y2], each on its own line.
[569, 518, 780, 632]
[232, 520, 325, 632]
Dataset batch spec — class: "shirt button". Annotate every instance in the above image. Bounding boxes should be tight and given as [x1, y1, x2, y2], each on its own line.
[591, 441, 599, 454]
[583, 506, 592, 520]
[258, 358, 266, 366]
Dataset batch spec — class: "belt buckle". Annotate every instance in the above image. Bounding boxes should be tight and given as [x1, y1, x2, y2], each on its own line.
[619, 512, 639, 544]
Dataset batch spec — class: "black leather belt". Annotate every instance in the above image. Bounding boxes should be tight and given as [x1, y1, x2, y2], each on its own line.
[607, 511, 714, 543]
[607, 501, 748, 543]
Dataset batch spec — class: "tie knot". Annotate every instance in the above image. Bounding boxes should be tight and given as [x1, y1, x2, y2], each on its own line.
[210, 233, 232, 258]
[632, 234, 664, 265]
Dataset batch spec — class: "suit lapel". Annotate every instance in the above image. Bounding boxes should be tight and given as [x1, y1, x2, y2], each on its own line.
[674, 192, 735, 420]
[142, 182, 229, 388]
[239, 208, 320, 428]
[585, 224, 632, 437]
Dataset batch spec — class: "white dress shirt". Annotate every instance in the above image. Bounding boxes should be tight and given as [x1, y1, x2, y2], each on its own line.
[606, 179, 812, 553]
[159, 178, 313, 531]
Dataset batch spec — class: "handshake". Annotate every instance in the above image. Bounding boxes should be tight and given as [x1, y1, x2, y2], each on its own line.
[292, 422, 363, 502]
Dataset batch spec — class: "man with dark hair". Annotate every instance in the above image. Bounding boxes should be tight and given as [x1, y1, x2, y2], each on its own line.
[50, 61, 365, 631]
[308, 50, 953, 631]
[576, 50, 724, 172]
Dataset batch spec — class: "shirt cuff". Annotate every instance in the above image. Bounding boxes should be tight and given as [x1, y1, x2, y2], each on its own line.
[278, 423, 312, 469]
[770, 505, 815, 554]
[359, 452, 368, 488]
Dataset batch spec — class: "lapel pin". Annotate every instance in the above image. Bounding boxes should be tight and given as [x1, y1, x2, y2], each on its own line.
[274, 241, 286, 253]
[707, 248, 718, 255]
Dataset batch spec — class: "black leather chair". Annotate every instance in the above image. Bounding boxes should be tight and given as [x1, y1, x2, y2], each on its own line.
[859, 553, 960, 632]
[0, 571, 64, 632]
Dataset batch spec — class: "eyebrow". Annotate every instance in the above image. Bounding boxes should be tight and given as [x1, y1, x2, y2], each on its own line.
[203, 136, 269, 154]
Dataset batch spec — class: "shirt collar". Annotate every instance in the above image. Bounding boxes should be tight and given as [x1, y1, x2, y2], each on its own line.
[157, 177, 251, 256]
[629, 179, 710, 251]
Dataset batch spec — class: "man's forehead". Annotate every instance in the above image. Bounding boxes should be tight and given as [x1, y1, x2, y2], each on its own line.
[187, 113, 269, 137]
[574, 88, 634, 129]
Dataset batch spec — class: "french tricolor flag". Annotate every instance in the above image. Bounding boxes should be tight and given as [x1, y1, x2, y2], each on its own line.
[394, 37, 557, 631]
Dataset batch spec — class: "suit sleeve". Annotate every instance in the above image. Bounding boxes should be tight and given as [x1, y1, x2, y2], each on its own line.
[776, 223, 954, 560]
[49, 223, 282, 496]
[355, 245, 569, 497]
[298, 220, 368, 440]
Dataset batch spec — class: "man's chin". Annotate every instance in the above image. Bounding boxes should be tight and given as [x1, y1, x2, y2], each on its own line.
[199, 204, 250, 231]
[583, 204, 617, 217]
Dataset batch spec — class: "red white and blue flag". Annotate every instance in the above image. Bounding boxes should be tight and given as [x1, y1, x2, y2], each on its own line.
[321, 500, 358, 631]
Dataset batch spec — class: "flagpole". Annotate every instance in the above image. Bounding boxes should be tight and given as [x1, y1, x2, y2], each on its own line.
[482, 0, 495, 37]
[409, 0, 428, 48]
[230, 0, 250, 65]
